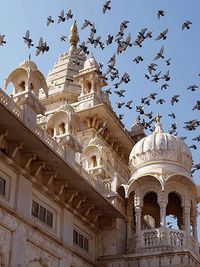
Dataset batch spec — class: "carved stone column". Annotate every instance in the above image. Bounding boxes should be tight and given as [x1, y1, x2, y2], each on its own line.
[192, 215, 198, 241]
[135, 205, 142, 249]
[184, 206, 191, 236]
[159, 201, 167, 228]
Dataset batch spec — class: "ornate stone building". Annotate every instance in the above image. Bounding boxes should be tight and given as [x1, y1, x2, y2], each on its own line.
[0, 22, 199, 266]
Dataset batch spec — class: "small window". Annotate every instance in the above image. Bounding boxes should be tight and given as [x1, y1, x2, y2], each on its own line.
[73, 229, 89, 252]
[46, 211, 53, 227]
[32, 201, 39, 217]
[31, 201, 53, 228]
[0, 177, 6, 196]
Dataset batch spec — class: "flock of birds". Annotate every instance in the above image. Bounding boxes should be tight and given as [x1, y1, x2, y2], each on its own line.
[0, 1, 200, 175]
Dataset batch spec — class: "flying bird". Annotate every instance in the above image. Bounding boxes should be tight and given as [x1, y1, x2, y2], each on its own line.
[57, 9, 65, 23]
[116, 102, 125, 109]
[151, 71, 161, 83]
[23, 30, 34, 48]
[153, 46, 164, 60]
[60, 36, 67, 42]
[125, 100, 133, 109]
[161, 70, 170, 81]
[157, 10, 165, 19]
[66, 9, 73, 20]
[106, 33, 114, 45]
[171, 95, 180, 105]
[103, 1, 111, 13]
[36, 37, 49, 56]
[155, 29, 168, 40]
[0, 34, 6, 46]
[81, 20, 93, 30]
[165, 58, 171, 66]
[114, 89, 125, 97]
[46, 16, 54, 26]
[133, 56, 143, 64]
[161, 83, 169, 90]
[168, 112, 176, 119]
[182, 20, 192, 30]
[148, 63, 157, 74]
[187, 85, 198, 91]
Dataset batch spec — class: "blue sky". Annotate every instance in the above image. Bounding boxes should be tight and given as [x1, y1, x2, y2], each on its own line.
[1, 0, 200, 235]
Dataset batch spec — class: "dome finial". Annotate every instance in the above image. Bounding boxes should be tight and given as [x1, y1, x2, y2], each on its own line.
[69, 21, 79, 54]
[155, 113, 161, 123]
[154, 114, 163, 133]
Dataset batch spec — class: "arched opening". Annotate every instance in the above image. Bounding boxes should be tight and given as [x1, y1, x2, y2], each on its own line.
[47, 128, 54, 137]
[58, 122, 65, 135]
[166, 192, 183, 230]
[85, 81, 92, 93]
[18, 81, 25, 92]
[142, 192, 160, 229]
[90, 155, 97, 167]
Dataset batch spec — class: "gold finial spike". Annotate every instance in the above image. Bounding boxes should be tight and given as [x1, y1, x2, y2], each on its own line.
[69, 21, 79, 54]
[155, 113, 161, 123]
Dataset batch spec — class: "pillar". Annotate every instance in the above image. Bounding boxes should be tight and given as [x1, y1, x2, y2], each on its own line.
[135, 205, 142, 248]
[184, 206, 191, 236]
[159, 201, 167, 228]
[192, 216, 198, 241]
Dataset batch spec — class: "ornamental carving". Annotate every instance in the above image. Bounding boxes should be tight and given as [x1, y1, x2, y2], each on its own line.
[25, 242, 59, 267]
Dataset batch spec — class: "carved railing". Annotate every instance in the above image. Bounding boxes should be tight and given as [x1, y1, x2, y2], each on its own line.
[141, 228, 185, 248]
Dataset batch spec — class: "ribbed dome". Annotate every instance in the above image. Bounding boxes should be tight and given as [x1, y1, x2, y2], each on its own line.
[129, 121, 193, 171]
[83, 56, 99, 70]
[19, 60, 38, 70]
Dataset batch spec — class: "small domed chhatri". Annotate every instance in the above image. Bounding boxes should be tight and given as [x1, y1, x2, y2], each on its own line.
[129, 115, 193, 172]
[83, 55, 99, 70]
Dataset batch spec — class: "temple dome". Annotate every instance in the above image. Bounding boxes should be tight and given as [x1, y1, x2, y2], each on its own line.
[19, 60, 38, 70]
[129, 121, 193, 172]
[83, 56, 99, 70]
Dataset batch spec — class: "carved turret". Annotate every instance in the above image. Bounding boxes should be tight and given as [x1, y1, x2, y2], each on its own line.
[4, 58, 48, 128]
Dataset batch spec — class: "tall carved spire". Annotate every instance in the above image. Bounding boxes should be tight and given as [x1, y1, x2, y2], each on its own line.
[69, 21, 79, 54]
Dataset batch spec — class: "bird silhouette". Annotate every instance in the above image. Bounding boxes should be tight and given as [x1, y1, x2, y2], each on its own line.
[57, 9, 65, 23]
[103, 1, 111, 13]
[47, 16, 54, 26]
[66, 9, 73, 20]
[0, 34, 6, 46]
[125, 100, 133, 109]
[155, 29, 168, 40]
[23, 30, 34, 48]
[81, 20, 93, 30]
[182, 20, 192, 30]
[153, 46, 164, 60]
[157, 10, 165, 19]
[36, 37, 49, 56]
[171, 95, 179, 105]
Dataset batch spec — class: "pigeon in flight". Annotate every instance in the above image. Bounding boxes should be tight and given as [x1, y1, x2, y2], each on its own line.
[0, 34, 6, 46]
[155, 29, 168, 40]
[47, 16, 54, 26]
[57, 9, 65, 23]
[157, 10, 165, 19]
[154, 46, 164, 60]
[182, 20, 192, 30]
[81, 20, 93, 30]
[23, 30, 34, 48]
[36, 37, 49, 56]
[187, 85, 198, 91]
[103, 1, 111, 13]
[66, 9, 73, 20]
[125, 100, 133, 109]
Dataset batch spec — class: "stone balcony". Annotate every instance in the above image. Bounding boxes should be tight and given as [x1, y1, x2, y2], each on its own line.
[139, 228, 199, 254]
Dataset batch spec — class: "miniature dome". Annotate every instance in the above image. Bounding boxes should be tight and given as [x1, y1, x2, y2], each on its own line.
[19, 60, 38, 70]
[83, 56, 99, 70]
[129, 120, 193, 171]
